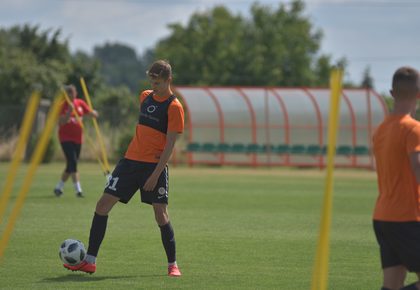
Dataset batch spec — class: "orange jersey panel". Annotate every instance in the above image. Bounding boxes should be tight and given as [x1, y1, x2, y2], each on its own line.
[124, 90, 184, 163]
[373, 114, 420, 221]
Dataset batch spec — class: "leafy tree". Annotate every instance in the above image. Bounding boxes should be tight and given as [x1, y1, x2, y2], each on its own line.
[17, 25, 69, 62]
[0, 48, 71, 103]
[0, 24, 107, 108]
[94, 42, 146, 93]
[246, 0, 323, 86]
[93, 85, 137, 128]
[155, 6, 246, 85]
[154, 0, 335, 87]
[361, 66, 374, 89]
[0, 24, 71, 104]
[141, 48, 156, 72]
[67, 50, 102, 99]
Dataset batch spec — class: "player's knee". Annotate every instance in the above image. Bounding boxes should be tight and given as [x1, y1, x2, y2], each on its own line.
[66, 164, 76, 173]
[155, 215, 169, 226]
[95, 199, 112, 215]
[153, 208, 169, 225]
[95, 204, 108, 216]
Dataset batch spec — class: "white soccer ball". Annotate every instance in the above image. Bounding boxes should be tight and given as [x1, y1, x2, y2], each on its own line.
[59, 239, 86, 266]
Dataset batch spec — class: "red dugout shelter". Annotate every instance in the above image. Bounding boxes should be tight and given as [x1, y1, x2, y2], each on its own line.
[174, 86, 388, 168]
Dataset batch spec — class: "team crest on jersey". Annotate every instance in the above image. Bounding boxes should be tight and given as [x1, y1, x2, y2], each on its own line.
[147, 105, 157, 113]
[138, 93, 175, 133]
[158, 187, 166, 195]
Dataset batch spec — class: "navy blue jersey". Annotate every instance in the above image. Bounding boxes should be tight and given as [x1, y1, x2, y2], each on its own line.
[138, 92, 176, 134]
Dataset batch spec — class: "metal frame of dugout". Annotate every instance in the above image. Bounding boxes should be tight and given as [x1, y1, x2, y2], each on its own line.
[174, 86, 388, 169]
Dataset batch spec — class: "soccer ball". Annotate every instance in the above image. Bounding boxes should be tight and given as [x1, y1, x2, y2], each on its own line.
[59, 239, 86, 265]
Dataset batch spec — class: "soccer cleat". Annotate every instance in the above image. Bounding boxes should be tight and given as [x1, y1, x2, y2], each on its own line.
[54, 188, 63, 197]
[168, 265, 182, 277]
[64, 260, 96, 274]
[76, 192, 84, 198]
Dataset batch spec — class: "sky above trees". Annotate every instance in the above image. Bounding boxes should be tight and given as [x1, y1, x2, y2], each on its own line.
[1, 0, 419, 93]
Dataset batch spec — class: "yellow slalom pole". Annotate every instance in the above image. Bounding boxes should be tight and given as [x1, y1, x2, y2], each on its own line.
[62, 88, 84, 128]
[0, 92, 40, 226]
[311, 69, 343, 290]
[62, 88, 107, 173]
[85, 135, 106, 172]
[80, 77, 110, 174]
[0, 94, 63, 262]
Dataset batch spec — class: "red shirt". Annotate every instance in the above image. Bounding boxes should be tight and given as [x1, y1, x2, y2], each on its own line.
[58, 98, 92, 144]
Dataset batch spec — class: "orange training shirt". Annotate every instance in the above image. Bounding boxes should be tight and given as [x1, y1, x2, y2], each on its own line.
[124, 90, 184, 163]
[373, 114, 420, 221]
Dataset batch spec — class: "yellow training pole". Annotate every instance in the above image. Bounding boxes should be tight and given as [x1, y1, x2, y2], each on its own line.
[0, 92, 40, 226]
[80, 77, 110, 174]
[62, 88, 107, 173]
[311, 69, 343, 290]
[62, 88, 84, 128]
[0, 94, 63, 262]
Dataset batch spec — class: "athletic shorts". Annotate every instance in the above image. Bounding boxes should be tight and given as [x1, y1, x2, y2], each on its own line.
[60, 142, 81, 173]
[373, 220, 420, 272]
[104, 158, 169, 205]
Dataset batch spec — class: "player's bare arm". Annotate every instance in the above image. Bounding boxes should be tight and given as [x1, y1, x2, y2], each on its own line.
[143, 131, 179, 191]
[89, 110, 99, 118]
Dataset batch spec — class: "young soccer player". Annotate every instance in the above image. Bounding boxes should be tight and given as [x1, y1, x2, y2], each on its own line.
[63, 60, 184, 277]
[54, 84, 98, 198]
[372, 67, 420, 290]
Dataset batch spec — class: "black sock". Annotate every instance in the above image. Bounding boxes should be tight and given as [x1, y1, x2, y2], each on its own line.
[159, 222, 176, 263]
[381, 287, 392, 290]
[87, 212, 108, 257]
[400, 283, 419, 290]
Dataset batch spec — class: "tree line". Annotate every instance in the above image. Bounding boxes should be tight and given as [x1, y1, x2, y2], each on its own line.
[0, 1, 373, 109]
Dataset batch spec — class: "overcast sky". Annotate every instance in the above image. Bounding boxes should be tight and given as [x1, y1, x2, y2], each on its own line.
[1, 0, 419, 94]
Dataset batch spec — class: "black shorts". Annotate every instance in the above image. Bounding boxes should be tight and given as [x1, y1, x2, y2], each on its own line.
[60, 142, 81, 173]
[104, 158, 169, 205]
[373, 220, 420, 272]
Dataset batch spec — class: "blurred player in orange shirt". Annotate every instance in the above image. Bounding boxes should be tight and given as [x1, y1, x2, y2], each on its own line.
[373, 67, 420, 290]
[63, 60, 184, 277]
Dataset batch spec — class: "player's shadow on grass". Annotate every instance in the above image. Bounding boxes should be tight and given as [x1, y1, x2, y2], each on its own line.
[41, 273, 165, 283]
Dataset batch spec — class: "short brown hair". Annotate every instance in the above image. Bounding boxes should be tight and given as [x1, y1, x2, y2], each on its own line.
[147, 60, 172, 80]
[64, 84, 77, 97]
[392, 66, 420, 91]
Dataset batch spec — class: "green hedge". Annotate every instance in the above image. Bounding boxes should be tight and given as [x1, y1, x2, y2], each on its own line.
[26, 133, 56, 163]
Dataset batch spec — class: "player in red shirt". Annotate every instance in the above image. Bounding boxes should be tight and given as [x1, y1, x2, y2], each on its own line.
[54, 85, 98, 198]
[63, 60, 184, 277]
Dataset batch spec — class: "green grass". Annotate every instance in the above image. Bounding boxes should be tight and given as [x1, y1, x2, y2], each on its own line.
[0, 162, 417, 289]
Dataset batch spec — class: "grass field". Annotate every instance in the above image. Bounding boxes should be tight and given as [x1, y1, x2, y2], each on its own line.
[0, 162, 418, 289]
